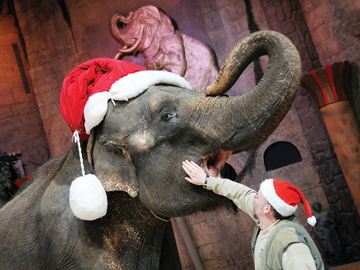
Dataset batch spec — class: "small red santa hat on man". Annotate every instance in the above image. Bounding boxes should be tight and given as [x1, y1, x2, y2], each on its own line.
[260, 179, 317, 226]
[60, 58, 192, 221]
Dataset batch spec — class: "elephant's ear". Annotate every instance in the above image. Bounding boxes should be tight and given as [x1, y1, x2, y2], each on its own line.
[87, 132, 139, 198]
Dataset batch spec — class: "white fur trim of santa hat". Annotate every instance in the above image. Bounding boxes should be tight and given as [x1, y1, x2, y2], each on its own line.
[84, 70, 192, 134]
[260, 178, 317, 226]
[260, 179, 298, 217]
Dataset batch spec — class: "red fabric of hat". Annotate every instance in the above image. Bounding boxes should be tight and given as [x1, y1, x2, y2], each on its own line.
[260, 179, 317, 226]
[60, 58, 145, 139]
[273, 179, 302, 206]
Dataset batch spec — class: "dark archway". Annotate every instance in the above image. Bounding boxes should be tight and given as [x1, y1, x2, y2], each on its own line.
[264, 141, 302, 171]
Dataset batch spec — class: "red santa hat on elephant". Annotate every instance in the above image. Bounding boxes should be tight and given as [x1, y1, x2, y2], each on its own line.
[60, 58, 191, 220]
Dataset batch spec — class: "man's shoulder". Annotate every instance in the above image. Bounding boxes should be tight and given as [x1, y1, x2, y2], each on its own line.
[264, 222, 304, 268]
[271, 220, 303, 246]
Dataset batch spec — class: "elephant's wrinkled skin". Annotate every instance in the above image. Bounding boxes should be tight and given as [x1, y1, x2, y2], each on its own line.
[0, 31, 301, 269]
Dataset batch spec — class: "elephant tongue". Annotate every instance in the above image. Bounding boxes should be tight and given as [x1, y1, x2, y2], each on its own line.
[205, 150, 231, 177]
[208, 165, 220, 177]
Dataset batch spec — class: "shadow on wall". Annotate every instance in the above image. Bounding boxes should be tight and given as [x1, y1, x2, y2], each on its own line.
[312, 201, 343, 266]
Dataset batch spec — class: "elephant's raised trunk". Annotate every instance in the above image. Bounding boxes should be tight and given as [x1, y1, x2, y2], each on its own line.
[203, 31, 301, 151]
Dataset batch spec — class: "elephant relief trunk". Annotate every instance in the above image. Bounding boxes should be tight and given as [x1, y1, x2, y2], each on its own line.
[202, 31, 301, 152]
[110, 13, 136, 45]
[116, 27, 144, 56]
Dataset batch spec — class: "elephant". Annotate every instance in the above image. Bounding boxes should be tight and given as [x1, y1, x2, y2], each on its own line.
[0, 30, 301, 269]
[110, 5, 219, 92]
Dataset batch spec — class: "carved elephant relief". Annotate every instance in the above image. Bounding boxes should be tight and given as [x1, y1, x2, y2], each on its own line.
[110, 5, 219, 91]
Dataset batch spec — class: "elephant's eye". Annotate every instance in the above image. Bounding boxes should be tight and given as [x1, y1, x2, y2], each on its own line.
[161, 112, 177, 121]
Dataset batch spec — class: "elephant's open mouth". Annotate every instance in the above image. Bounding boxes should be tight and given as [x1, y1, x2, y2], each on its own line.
[202, 150, 231, 177]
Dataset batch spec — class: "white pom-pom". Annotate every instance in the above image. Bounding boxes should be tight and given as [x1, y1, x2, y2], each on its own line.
[69, 174, 108, 221]
[307, 216, 317, 226]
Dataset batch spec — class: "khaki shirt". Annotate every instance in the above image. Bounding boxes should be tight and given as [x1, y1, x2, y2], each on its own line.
[206, 177, 317, 270]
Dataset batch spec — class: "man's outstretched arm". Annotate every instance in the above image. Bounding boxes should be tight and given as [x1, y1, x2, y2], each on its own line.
[182, 160, 256, 220]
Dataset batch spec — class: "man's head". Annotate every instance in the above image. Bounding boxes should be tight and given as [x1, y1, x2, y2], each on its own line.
[257, 179, 317, 226]
[254, 190, 274, 221]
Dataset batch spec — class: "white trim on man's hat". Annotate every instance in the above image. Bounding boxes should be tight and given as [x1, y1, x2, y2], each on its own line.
[260, 179, 298, 217]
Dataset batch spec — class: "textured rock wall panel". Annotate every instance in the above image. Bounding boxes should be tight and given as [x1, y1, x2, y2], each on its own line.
[298, 0, 360, 264]
[300, 0, 360, 129]
[14, 0, 85, 156]
[0, 13, 49, 175]
[262, 0, 360, 265]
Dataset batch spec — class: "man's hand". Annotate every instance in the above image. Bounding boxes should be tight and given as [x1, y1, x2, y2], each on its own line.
[182, 160, 207, 186]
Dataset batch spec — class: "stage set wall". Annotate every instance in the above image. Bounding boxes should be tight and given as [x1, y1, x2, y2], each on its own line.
[0, 0, 359, 269]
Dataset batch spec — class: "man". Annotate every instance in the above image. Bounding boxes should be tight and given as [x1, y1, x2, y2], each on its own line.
[182, 160, 324, 270]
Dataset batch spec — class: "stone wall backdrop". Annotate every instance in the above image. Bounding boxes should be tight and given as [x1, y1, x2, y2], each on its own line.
[0, 0, 360, 269]
[0, 2, 50, 176]
[191, 0, 359, 268]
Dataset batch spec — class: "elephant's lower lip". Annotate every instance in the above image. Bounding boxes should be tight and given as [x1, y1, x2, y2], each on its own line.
[202, 150, 231, 177]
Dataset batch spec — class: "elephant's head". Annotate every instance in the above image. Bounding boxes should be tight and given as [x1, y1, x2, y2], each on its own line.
[85, 31, 301, 218]
[110, 5, 175, 58]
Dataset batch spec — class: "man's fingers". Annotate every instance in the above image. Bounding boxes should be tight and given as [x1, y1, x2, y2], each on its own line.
[182, 160, 206, 186]
[185, 177, 192, 182]
[182, 163, 192, 171]
[182, 161, 198, 174]
[182, 164, 193, 175]
[190, 160, 201, 168]
[182, 160, 192, 169]
[185, 177, 202, 186]
[183, 160, 198, 167]
[183, 169, 199, 181]
[183, 160, 202, 173]
[189, 161, 201, 170]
